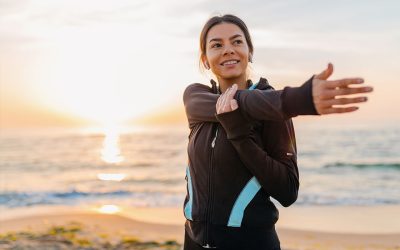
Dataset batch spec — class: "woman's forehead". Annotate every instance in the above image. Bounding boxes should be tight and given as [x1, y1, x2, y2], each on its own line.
[207, 23, 245, 42]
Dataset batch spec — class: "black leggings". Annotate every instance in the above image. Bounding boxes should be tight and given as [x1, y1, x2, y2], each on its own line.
[183, 231, 281, 250]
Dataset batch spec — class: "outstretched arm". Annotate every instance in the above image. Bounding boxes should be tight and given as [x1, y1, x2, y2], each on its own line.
[234, 63, 373, 121]
[183, 63, 374, 127]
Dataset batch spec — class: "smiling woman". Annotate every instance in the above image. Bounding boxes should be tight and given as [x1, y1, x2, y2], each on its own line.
[182, 14, 374, 250]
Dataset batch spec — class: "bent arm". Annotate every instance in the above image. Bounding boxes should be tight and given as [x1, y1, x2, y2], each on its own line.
[183, 83, 218, 128]
[183, 76, 318, 128]
[216, 108, 299, 207]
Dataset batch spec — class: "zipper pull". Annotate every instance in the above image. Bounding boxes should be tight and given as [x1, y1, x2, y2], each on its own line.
[211, 128, 218, 148]
[203, 244, 217, 249]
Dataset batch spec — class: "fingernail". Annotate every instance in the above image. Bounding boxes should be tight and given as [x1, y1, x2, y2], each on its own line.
[366, 87, 373, 91]
[357, 79, 364, 83]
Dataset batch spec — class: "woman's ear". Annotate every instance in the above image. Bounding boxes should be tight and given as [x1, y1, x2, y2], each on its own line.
[201, 55, 210, 70]
[248, 53, 253, 63]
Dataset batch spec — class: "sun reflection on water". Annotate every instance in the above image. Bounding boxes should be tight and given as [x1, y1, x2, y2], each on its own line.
[99, 125, 127, 183]
[97, 173, 126, 181]
[97, 204, 121, 214]
[101, 125, 124, 164]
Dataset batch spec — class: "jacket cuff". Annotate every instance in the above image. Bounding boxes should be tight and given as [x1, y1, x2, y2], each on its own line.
[281, 75, 319, 117]
[215, 108, 252, 140]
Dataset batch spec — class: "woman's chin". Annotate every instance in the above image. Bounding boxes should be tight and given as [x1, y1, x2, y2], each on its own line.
[220, 71, 244, 80]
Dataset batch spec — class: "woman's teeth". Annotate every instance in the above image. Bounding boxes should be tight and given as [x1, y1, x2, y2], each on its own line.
[222, 60, 238, 66]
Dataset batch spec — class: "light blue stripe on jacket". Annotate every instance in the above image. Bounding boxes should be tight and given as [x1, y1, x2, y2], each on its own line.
[227, 176, 261, 227]
[184, 166, 193, 220]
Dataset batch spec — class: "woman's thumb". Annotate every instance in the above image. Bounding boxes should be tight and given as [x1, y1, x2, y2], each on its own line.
[315, 63, 333, 80]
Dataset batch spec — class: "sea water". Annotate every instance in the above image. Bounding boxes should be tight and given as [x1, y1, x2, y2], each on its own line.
[0, 123, 399, 209]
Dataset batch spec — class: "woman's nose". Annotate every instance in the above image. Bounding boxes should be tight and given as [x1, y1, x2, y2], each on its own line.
[223, 45, 235, 55]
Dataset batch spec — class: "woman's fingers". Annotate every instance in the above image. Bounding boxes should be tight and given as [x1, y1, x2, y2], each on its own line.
[312, 75, 374, 115]
[229, 84, 238, 111]
[315, 63, 334, 80]
[335, 86, 373, 95]
[321, 106, 359, 114]
[321, 96, 368, 107]
[216, 92, 222, 111]
[228, 84, 238, 99]
[325, 78, 365, 89]
[220, 87, 231, 113]
[217, 86, 231, 114]
[216, 84, 239, 114]
[321, 86, 373, 99]
[230, 99, 238, 110]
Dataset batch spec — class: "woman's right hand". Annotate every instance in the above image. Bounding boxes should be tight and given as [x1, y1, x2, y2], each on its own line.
[312, 63, 373, 115]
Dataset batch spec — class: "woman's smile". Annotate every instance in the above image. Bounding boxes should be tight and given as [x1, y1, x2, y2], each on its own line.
[220, 59, 240, 66]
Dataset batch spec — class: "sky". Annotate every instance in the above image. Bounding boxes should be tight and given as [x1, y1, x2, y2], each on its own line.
[1, 0, 399, 129]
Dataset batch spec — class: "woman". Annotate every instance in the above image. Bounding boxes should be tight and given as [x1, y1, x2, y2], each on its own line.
[183, 14, 373, 250]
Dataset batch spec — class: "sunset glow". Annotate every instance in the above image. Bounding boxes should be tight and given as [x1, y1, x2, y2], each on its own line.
[1, 1, 399, 129]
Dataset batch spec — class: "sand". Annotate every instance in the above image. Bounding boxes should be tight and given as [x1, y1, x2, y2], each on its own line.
[0, 205, 399, 249]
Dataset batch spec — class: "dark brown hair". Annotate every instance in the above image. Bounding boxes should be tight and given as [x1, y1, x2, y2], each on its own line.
[199, 14, 254, 69]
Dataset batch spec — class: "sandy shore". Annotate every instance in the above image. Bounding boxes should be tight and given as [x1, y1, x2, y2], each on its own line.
[1, 206, 399, 249]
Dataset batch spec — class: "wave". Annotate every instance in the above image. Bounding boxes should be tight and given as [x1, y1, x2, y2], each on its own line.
[0, 189, 132, 207]
[0, 188, 186, 208]
[324, 162, 400, 170]
[2, 188, 400, 208]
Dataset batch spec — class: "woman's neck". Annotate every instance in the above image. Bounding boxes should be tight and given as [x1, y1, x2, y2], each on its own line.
[217, 75, 248, 93]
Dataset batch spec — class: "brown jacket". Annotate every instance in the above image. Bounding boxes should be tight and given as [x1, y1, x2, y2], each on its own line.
[183, 76, 318, 247]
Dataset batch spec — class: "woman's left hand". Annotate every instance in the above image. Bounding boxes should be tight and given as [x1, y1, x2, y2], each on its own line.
[216, 84, 239, 114]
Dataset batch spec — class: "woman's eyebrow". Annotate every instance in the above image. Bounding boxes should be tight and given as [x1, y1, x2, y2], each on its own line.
[208, 34, 243, 43]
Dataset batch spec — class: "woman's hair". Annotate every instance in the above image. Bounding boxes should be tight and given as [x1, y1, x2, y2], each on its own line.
[199, 14, 254, 72]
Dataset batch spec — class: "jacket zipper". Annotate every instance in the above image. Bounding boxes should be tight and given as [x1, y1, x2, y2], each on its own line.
[203, 124, 218, 248]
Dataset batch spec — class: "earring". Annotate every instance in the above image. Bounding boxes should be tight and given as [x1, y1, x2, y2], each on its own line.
[248, 55, 253, 63]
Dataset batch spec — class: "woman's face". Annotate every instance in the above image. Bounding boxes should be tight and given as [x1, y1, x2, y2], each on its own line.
[203, 22, 250, 81]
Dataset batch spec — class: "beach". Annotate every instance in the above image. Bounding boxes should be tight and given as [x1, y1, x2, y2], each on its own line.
[1, 205, 399, 249]
[1, 126, 399, 249]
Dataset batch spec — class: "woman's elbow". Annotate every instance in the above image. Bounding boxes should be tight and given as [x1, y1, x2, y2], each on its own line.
[278, 179, 299, 207]
[279, 190, 298, 207]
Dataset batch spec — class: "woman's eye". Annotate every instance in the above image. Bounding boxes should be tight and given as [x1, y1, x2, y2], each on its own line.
[233, 40, 243, 45]
[211, 43, 222, 48]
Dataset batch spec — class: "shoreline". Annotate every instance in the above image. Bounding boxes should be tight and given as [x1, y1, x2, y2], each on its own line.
[1, 205, 400, 249]
[3, 204, 400, 233]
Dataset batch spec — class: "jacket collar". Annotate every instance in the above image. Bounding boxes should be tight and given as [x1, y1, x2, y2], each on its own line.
[210, 77, 271, 94]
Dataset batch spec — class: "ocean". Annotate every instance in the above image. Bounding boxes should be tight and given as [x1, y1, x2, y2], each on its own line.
[1, 123, 399, 210]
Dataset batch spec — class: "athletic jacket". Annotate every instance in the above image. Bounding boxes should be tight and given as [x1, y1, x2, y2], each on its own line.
[182, 76, 318, 248]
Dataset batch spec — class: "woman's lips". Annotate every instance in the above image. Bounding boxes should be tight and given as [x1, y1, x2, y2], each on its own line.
[220, 60, 240, 66]
[223, 63, 237, 68]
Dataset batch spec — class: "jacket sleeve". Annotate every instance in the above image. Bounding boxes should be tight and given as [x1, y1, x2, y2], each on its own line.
[183, 76, 318, 128]
[216, 108, 299, 207]
[234, 76, 318, 121]
[183, 83, 218, 128]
